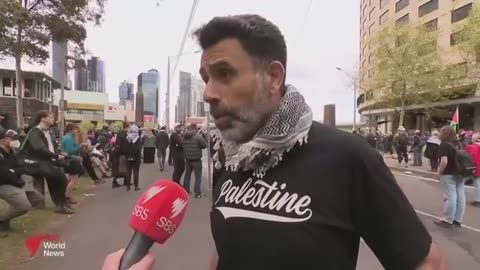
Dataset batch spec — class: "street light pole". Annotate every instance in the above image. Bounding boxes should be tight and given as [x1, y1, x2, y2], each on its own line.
[166, 56, 171, 130]
[59, 61, 67, 140]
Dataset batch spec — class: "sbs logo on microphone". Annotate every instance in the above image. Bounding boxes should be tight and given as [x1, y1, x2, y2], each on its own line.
[156, 198, 187, 235]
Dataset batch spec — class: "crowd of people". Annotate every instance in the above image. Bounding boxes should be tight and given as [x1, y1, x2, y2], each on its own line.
[0, 110, 210, 238]
[360, 126, 480, 229]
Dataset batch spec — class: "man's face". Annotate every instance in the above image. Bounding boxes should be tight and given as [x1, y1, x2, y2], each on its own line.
[42, 114, 55, 127]
[175, 126, 182, 133]
[200, 38, 282, 144]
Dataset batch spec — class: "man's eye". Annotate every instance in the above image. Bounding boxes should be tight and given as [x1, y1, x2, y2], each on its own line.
[216, 69, 231, 80]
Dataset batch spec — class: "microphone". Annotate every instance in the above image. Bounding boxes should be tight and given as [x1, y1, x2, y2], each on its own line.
[119, 179, 189, 270]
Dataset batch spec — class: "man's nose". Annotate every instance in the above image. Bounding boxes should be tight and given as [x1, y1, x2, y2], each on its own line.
[203, 83, 220, 104]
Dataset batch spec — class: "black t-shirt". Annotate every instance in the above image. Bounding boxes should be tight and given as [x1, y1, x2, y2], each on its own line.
[210, 122, 431, 270]
[438, 141, 458, 175]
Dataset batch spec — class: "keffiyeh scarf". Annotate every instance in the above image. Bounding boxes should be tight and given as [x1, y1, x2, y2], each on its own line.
[210, 84, 313, 179]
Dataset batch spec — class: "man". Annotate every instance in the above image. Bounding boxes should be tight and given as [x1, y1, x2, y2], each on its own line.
[196, 15, 444, 270]
[395, 126, 410, 168]
[413, 129, 423, 167]
[103, 14, 445, 270]
[182, 123, 207, 198]
[169, 124, 185, 184]
[20, 111, 74, 214]
[0, 128, 44, 237]
[155, 126, 170, 171]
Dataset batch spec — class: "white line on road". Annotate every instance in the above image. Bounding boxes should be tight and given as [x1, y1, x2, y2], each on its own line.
[414, 209, 480, 233]
[392, 172, 474, 190]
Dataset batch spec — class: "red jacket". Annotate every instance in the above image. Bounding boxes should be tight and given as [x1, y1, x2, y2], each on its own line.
[466, 143, 480, 176]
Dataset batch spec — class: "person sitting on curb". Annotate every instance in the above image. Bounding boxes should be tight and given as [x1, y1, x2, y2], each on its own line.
[0, 128, 44, 237]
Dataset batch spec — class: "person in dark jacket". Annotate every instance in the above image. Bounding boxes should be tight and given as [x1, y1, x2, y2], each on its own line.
[182, 123, 207, 198]
[20, 111, 74, 214]
[119, 125, 143, 191]
[0, 128, 44, 237]
[169, 124, 185, 184]
[142, 129, 156, 163]
[155, 126, 170, 171]
[395, 126, 409, 168]
[424, 130, 441, 172]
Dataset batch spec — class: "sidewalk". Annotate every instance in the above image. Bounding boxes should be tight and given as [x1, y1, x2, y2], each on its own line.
[383, 155, 438, 179]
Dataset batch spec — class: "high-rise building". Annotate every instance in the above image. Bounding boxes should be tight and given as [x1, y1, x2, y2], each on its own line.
[137, 69, 160, 123]
[175, 71, 192, 124]
[74, 59, 88, 90]
[87, 56, 106, 92]
[358, 0, 478, 132]
[51, 41, 68, 85]
[175, 72, 206, 124]
[119, 81, 134, 105]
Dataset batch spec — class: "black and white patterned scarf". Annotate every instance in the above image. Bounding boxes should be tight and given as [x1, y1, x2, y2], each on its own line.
[210, 84, 313, 178]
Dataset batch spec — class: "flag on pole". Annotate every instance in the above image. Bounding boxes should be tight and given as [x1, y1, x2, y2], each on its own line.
[450, 106, 459, 130]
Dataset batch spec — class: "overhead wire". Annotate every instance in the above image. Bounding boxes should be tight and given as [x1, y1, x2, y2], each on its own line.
[170, 0, 200, 79]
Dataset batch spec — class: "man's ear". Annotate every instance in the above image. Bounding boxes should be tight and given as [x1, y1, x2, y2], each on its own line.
[267, 61, 285, 95]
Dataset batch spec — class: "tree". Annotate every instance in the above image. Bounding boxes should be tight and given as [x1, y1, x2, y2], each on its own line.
[455, 5, 480, 91]
[79, 120, 94, 131]
[368, 23, 450, 127]
[96, 120, 105, 130]
[109, 121, 124, 132]
[0, 0, 105, 128]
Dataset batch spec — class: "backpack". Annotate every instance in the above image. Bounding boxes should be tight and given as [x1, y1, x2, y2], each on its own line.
[397, 133, 409, 147]
[448, 142, 477, 177]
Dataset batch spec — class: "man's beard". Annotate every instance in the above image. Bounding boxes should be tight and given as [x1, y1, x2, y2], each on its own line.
[210, 81, 276, 144]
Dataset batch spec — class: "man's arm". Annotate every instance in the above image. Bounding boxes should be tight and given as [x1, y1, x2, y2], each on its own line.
[351, 140, 446, 270]
[416, 242, 446, 270]
[29, 129, 58, 159]
[209, 251, 218, 270]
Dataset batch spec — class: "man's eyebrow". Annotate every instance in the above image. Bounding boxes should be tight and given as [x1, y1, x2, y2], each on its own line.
[200, 59, 232, 73]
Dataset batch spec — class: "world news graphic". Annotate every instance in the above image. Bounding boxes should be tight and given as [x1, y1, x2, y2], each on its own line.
[25, 234, 66, 257]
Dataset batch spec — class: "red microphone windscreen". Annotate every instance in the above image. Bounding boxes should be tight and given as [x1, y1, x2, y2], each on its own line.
[129, 179, 189, 244]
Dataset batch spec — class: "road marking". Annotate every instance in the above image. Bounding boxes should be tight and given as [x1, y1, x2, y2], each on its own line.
[414, 209, 480, 233]
[392, 172, 474, 190]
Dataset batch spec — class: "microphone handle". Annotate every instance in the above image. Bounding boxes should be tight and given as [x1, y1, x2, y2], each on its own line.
[119, 231, 154, 270]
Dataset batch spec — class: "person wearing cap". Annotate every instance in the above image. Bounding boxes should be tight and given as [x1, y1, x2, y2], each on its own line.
[412, 129, 424, 167]
[169, 123, 185, 184]
[0, 128, 44, 237]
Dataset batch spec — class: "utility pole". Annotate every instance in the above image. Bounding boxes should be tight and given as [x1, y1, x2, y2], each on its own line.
[59, 61, 67, 140]
[165, 56, 171, 131]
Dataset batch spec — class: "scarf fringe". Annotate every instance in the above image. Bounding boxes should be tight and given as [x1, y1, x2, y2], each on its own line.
[208, 85, 312, 179]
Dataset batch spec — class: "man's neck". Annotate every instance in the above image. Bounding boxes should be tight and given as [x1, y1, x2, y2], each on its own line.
[38, 122, 50, 131]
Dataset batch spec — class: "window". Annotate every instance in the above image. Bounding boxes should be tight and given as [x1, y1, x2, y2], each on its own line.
[368, 55, 373, 64]
[424, 18, 438, 31]
[362, 46, 367, 56]
[396, 14, 409, 26]
[395, 0, 409, 13]
[380, 0, 391, 9]
[380, 10, 389, 25]
[363, 19, 367, 30]
[368, 68, 375, 78]
[369, 23, 376, 34]
[369, 8, 376, 20]
[419, 0, 438, 17]
[362, 32, 367, 42]
[450, 31, 465, 46]
[362, 60, 367, 68]
[395, 33, 408, 47]
[451, 3, 472, 23]
[2, 78, 12, 96]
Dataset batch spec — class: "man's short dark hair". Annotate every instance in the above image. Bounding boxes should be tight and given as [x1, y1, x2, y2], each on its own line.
[34, 110, 54, 126]
[193, 14, 287, 70]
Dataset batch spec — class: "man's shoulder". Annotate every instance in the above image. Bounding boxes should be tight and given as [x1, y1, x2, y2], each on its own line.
[307, 121, 368, 148]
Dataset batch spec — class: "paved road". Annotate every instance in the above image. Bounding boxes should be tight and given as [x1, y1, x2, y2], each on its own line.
[27, 159, 480, 270]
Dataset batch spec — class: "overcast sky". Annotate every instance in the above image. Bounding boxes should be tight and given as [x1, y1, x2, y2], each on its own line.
[84, 0, 360, 124]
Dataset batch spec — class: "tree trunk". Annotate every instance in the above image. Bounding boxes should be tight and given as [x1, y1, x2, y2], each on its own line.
[15, 53, 24, 129]
[399, 97, 406, 128]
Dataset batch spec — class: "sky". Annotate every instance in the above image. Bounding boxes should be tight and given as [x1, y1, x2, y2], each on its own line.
[84, 0, 361, 125]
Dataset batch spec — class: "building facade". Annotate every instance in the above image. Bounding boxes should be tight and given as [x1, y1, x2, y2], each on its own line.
[86, 56, 106, 93]
[119, 81, 134, 105]
[175, 71, 206, 124]
[74, 59, 88, 91]
[137, 70, 160, 123]
[359, 0, 479, 132]
[0, 69, 60, 128]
